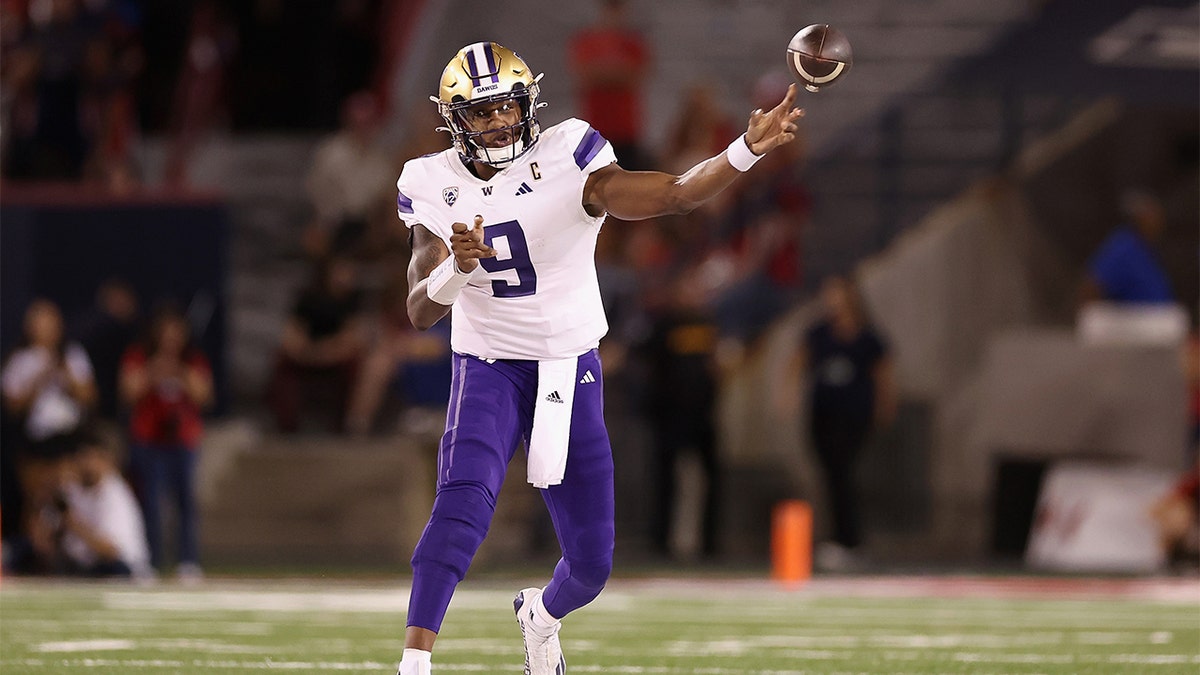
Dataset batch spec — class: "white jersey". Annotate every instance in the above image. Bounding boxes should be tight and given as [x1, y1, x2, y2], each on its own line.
[62, 473, 152, 576]
[396, 118, 617, 360]
[1, 343, 93, 441]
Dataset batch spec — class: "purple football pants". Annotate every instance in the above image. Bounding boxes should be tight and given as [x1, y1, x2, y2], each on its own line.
[406, 349, 615, 633]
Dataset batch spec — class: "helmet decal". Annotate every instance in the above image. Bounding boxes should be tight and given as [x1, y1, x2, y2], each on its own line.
[464, 42, 499, 88]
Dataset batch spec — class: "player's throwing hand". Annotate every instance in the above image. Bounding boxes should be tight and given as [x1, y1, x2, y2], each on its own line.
[745, 82, 804, 156]
[449, 215, 496, 272]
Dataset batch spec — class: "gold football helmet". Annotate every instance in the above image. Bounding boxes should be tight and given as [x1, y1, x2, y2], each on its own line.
[433, 42, 545, 168]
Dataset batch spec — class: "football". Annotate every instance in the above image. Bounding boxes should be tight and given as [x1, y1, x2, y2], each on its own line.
[786, 24, 853, 92]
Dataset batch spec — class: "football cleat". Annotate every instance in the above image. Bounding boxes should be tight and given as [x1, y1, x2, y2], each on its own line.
[514, 587, 566, 675]
[395, 657, 431, 675]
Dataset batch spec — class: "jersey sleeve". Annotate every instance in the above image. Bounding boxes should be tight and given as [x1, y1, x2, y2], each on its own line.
[395, 159, 435, 231]
[560, 117, 617, 176]
[396, 156, 457, 240]
[395, 160, 421, 229]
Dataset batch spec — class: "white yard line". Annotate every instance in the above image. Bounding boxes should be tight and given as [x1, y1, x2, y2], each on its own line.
[29, 640, 135, 653]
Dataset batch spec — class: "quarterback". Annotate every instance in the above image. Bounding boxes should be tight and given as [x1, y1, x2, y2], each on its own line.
[395, 42, 802, 675]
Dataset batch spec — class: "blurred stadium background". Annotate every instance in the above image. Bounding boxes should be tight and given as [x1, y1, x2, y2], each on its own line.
[1, 0, 1198, 617]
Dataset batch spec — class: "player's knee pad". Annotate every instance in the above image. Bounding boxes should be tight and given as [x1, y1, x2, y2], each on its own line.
[411, 482, 497, 579]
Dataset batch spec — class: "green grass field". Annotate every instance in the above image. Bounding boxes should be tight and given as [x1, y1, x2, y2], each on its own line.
[1, 576, 1197, 674]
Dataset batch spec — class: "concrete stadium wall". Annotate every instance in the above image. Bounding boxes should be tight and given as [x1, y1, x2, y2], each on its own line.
[719, 143, 1193, 562]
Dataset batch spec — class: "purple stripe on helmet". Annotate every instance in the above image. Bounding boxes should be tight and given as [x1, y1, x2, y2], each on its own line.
[397, 191, 414, 214]
[573, 127, 605, 169]
[483, 43, 499, 84]
[465, 49, 482, 87]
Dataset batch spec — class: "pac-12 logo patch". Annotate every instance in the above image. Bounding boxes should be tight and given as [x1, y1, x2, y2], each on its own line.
[442, 187, 459, 206]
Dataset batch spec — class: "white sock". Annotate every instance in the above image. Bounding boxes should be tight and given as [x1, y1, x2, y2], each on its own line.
[398, 648, 432, 675]
[528, 592, 561, 638]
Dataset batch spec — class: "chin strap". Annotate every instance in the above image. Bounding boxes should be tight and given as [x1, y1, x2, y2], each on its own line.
[475, 138, 525, 167]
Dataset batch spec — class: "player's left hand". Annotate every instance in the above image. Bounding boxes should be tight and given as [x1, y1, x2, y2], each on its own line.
[744, 82, 804, 156]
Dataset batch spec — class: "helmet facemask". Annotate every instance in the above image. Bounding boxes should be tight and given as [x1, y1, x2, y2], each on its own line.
[437, 81, 542, 168]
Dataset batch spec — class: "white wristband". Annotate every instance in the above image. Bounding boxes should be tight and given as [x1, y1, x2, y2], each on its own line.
[426, 255, 473, 305]
[725, 133, 763, 172]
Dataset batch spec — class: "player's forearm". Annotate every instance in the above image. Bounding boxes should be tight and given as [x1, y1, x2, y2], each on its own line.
[407, 282, 452, 331]
[670, 129, 776, 209]
[671, 153, 745, 211]
[406, 225, 469, 331]
[594, 136, 759, 220]
[594, 156, 736, 220]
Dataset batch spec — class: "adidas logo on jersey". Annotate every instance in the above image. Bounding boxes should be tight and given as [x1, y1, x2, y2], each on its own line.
[579, 370, 596, 384]
[545, 390, 564, 403]
[515, 182, 534, 196]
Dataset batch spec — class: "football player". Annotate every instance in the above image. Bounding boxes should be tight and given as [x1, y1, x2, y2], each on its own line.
[395, 42, 802, 675]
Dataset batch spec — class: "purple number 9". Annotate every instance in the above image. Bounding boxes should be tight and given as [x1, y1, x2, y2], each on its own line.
[479, 220, 537, 298]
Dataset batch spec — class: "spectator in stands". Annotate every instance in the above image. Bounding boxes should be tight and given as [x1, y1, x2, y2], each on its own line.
[346, 266, 451, 436]
[56, 430, 153, 579]
[79, 4, 144, 193]
[795, 275, 896, 571]
[1081, 189, 1175, 305]
[569, 0, 652, 170]
[0, 0, 95, 180]
[2, 299, 98, 457]
[304, 90, 395, 260]
[1, 0, 145, 184]
[643, 263, 722, 559]
[1, 5, 42, 179]
[120, 303, 212, 580]
[164, 0, 236, 187]
[266, 255, 366, 434]
[72, 278, 141, 424]
[2, 299, 98, 567]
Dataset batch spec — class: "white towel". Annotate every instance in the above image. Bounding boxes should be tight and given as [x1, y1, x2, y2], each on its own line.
[528, 356, 578, 488]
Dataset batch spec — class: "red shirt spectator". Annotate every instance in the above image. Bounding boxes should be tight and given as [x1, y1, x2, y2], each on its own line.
[121, 344, 210, 447]
[119, 302, 213, 448]
[569, 0, 649, 166]
[119, 303, 213, 575]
